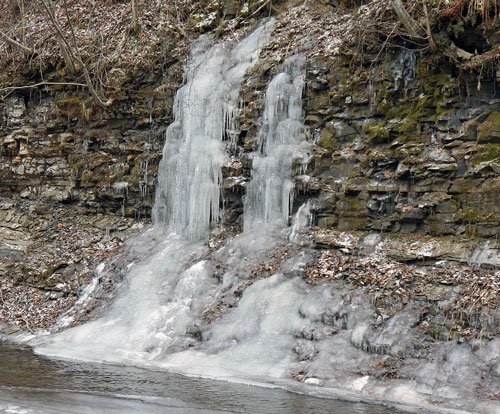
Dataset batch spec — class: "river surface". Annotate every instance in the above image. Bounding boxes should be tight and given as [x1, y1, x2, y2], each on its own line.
[0, 343, 408, 414]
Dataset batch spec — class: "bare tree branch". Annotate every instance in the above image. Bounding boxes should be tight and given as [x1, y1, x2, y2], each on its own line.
[422, 2, 437, 52]
[0, 29, 32, 53]
[37, 0, 111, 107]
[16, 0, 26, 46]
[38, 0, 77, 72]
[131, 0, 139, 32]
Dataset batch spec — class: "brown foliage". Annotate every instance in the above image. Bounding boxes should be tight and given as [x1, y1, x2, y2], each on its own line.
[441, 0, 499, 30]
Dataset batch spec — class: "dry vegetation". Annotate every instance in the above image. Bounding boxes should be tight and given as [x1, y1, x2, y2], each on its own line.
[304, 249, 500, 339]
[0, 0, 215, 102]
[0, 0, 498, 333]
[1, 0, 498, 108]
[1, 0, 498, 96]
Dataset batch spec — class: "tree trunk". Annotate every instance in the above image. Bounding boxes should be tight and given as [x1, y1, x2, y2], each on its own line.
[39, 0, 110, 107]
[390, 0, 423, 38]
[422, 2, 437, 52]
[40, 0, 78, 72]
[16, 0, 26, 46]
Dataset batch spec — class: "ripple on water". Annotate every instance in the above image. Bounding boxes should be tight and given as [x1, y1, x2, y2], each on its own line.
[0, 343, 406, 414]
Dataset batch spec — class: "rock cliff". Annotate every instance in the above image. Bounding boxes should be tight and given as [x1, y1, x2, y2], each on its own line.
[0, 1, 499, 411]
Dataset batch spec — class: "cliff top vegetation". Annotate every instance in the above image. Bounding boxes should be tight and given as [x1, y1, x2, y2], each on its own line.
[0, 0, 498, 106]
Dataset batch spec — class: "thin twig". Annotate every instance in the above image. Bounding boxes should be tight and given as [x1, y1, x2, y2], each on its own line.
[0, 29, 32, 53]
[0, 81, 87, 93]
[248, 0, 271, 19]
[423, 2, 437, 52]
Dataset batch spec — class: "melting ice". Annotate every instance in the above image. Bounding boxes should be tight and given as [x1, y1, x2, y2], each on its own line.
[36, 41, 313, 380]
[153, 20, 276, 240]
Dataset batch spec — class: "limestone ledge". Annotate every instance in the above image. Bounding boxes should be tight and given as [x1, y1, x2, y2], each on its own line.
[313, 229, 499, 268]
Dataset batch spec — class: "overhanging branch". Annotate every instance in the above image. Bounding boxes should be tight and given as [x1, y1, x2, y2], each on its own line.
[390, 0, 424, 39]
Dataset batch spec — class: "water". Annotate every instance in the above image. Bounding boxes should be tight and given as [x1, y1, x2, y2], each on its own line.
[289, 201, 314, 243]
[0, 343, 405, 413]
[33, 18, 303, 369]
[389, 49, 416, 92]
[32, 47, 314, 380]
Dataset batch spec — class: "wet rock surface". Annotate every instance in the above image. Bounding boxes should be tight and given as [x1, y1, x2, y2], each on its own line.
[0, 60, 182, 220]
[290, 238, 499, 411]
[304, 240, 499, 340]
[304, 51, 499, 239]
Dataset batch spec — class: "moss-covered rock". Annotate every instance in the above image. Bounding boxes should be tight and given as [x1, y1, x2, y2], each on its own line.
[477, 112, 500, 143]
[472, 143, 500, 165]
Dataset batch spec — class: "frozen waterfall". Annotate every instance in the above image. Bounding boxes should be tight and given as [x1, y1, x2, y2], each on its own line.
[33, 20, 328, 407]
[244, 55, 307, 231]
[152, 20, 275, 240]
[33, 20, 281, 363]
[26, 16, 500, 414]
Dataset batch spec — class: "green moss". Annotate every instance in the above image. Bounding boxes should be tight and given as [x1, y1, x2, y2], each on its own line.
[414, 62, 455, 96]
[54, 94, 94, 120]
[340, 217, 367, 230]
[424, 73, 453, 91]
[363, 120, 389, 143]
[385, 102, 411, 120]
[339, 77, 361, 94]
[373, 67, 455, 136]
[477, 112, 500, 141]
[383, 94, 435, 135]
[39, 266, 54, 279]
[416, 60, 429, 78]
[68, 153, 87, 171]
[472, 143, 500, 165]
[458, 207, 496, 224]
[464, 224, 477, 238]
[318, 128, 337, 151]
[366, 146, 394, 160]
[413, 94, 435, 115]
[426, 323, 450, 340]
[435, 106, 454, 120]
[396, 143, 424, 158]
[345, 196, 365, 211]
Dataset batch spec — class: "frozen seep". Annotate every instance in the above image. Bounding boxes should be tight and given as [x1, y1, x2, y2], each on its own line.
[289, 200, 314, 243]
[31, 19, 499, 414]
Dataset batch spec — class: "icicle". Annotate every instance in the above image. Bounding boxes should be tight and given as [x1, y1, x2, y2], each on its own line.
[244, 54, 307, 232]
[153, 20, 276, 240]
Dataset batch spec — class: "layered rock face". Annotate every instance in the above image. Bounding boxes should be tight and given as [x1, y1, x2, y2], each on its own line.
[0, 75, 177, 219]
[0, 3, 498, 412]
[1, 5, 498, 250]
[303, 52, 499, 241]
[0, 0, 498, 359]
[0, 64, 182, 325]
